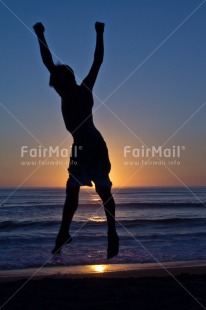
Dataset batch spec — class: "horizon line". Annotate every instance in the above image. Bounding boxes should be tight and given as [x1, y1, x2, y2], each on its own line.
[0, 185, 206, 189]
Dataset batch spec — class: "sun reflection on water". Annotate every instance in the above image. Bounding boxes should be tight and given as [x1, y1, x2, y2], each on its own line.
[89, 216, 105, 222]
[92, 265, 106, 273]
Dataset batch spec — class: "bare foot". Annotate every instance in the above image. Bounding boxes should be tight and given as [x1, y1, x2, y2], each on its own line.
[51, 232, 72, 254]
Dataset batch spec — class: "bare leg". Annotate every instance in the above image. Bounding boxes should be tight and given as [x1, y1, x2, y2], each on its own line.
[96, 186, 119, 259]
[52, 186, 80, 254]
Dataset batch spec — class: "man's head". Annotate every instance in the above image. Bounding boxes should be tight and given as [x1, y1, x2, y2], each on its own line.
[49, 64, 76, 92]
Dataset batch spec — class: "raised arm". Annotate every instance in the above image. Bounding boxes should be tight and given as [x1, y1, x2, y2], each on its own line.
[33, 22, 55, 73]
[82, 22, 105, 90]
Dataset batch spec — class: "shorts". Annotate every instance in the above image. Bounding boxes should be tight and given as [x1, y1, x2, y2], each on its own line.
[67, 135, 112, 191]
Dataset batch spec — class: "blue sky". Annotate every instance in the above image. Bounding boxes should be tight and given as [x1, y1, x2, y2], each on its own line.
[0, 0, 206, 187]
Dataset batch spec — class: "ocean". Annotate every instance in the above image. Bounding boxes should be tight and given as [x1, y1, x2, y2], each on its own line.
[0, 187, 206, 270]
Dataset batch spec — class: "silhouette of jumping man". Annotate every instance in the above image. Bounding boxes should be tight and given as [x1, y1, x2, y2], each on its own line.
[33, 22, 119, 259]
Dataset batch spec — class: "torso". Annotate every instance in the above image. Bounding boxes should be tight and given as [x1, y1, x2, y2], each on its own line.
[61, 84, 102, 142]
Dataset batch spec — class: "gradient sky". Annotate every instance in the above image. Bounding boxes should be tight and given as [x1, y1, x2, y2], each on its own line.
[0, 0, 206, 188]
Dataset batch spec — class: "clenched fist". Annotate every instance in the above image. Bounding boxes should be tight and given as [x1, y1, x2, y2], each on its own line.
[33, 22, 45, 35]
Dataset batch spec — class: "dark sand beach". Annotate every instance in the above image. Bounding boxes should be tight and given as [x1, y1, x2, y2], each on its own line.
[1, 262, 206, 310]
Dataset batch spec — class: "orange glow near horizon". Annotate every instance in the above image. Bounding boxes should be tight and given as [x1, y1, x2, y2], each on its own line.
[0, 133, 206, 188]
[1, 162, 206, 188]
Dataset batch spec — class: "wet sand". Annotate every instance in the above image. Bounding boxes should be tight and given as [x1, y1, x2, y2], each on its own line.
[1, 261, 206, 309]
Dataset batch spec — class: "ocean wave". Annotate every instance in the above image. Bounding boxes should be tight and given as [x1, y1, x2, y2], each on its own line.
[1, 202, 206, 209]
[120, 218, 206, 226]
[0, 217, 205, 229]
[0, 220, 59, 228]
